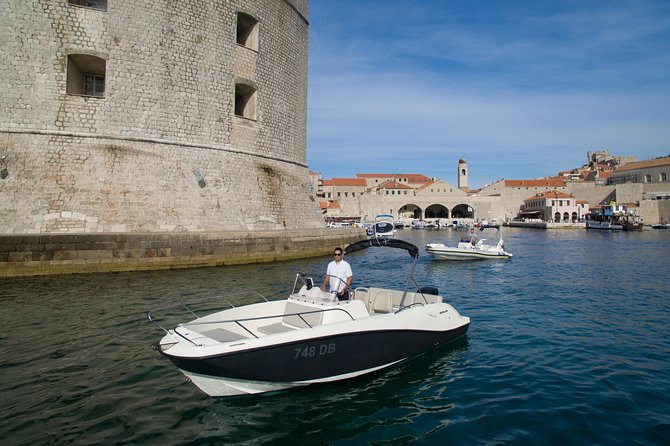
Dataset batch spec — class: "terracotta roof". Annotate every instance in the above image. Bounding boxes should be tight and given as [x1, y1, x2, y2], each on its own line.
[356, 173, 433, 184]
[598, 171, 612, 178]
[524, 190, 575, 201]
[505, 179, 566, 187]
[377, 181, 413, 190]
[319, 201, 340, 209]
[614, 156, 670, 172]
[322, 178, 367, 187]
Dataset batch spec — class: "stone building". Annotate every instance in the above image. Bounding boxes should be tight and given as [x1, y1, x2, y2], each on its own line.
[519, 190, 584, 222]
[608, 156, 670, 224]
[0, 0, 362, 276]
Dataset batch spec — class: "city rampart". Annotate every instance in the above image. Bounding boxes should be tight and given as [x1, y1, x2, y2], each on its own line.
[0, 1, 351, 276]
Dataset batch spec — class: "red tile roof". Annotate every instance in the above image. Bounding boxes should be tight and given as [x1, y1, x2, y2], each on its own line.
[319, 201, 340, 209]
[356, 173, 433, 184]
[505, 179, 566, 187]
[524, 190, 575, 201]
[322, 178, 367, 187]
[615, 156, 670, 172]
[377, 181, 413, 189]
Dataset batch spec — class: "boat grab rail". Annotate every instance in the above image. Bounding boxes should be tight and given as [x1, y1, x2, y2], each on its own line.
[147, 291, 271, 332]
[180, 306, 358, 340]
[147, 302, 200, 334]
[394, 302, 426, 314]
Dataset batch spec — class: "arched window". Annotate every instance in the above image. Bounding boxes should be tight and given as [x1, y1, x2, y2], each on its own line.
[571, 212, 578, 222]
[236, 12, 259, 51]
[235, 82, 257, 120]
[66, 54, 106, 97]
[69, 0, 107, 11]
[645, 174, 652, 183]
[554, 212, 560, 222]
[563, 212, 569, 222]
[660, 172, 667, 182]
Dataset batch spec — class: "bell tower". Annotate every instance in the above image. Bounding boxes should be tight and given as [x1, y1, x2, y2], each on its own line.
[458, 158, 468, 191]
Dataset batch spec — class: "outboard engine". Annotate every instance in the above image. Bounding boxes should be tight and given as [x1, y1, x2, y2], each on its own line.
[418, 286, 439, 295]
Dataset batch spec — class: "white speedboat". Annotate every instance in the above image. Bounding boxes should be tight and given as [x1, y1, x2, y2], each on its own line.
[372, 214, 396, 238]
[149, 238, 470, 397]
[425, 225, 512, 260]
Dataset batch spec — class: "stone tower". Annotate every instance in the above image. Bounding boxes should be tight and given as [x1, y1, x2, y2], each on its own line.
[458, 158, 468, 191]
[0, 0, 325, 234]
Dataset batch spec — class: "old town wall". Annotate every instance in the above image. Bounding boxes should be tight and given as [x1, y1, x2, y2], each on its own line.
[0, 1, 347, 276]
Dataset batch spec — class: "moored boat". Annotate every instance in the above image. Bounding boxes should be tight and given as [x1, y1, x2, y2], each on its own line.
[149, 238, 470, 397]
[372, 214, 396, 238]
[425, 225, 512, 260]
[586, 203, 643, 231]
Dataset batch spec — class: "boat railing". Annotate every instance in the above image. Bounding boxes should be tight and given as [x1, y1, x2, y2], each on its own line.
[177, 306, 358, 340]
[147, 302, 200, 334]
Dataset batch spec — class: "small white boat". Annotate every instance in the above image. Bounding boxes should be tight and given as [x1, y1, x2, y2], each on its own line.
[425, 225, 512, 260]
[149, 238, 470, 397]
[372, 214, 396, 238]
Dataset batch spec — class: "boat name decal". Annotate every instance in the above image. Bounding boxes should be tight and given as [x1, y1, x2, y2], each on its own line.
[294, 343, 336, 359]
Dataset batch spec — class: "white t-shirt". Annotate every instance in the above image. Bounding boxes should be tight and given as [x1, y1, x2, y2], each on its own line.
[326, 259, 353, 293]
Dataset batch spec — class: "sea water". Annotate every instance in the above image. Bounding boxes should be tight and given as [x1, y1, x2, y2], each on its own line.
[1, 228, 669, 445]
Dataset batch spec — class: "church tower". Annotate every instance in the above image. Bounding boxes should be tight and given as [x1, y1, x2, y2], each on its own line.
[458, 158, 468, 191]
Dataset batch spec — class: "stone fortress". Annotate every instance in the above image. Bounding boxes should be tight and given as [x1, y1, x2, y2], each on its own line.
[314, 152, 670, 226]
[0, 0, 361, 277]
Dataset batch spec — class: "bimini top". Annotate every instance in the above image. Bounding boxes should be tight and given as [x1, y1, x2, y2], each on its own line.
[345, 238, 419, 259]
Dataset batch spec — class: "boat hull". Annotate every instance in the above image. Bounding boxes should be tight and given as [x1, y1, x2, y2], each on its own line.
[425, 245, 512, 260]
[586, 222, 643, 231]
[161, 324, 469, 396]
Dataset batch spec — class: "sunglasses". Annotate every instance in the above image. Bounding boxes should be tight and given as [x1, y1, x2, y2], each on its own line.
[334, 253, 342, 257]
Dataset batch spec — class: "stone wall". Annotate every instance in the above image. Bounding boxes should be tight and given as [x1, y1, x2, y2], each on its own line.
[0, 132, 323, 234]
[0, 227, 365, 277]
[0, 0, 323, 235]
[639, 200, 670, 225]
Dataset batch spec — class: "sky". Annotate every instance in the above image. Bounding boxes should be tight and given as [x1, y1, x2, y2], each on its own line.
[305, 0, 670, 188]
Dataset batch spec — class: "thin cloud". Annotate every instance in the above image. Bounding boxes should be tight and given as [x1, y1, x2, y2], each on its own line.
[307, 0, 670, 187]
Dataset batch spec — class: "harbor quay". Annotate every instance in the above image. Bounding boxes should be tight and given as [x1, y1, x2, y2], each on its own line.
[0, 228, 364, 278]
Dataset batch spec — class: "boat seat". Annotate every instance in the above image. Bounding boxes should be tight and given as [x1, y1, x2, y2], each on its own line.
[201, 328, 249, 342]
[371, 292, 393, 314]
[258, 301, 324, 335]
[258, 322, 297, 335]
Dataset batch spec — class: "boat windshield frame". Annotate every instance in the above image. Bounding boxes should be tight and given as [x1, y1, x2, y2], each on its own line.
[344, 238, 424, 307]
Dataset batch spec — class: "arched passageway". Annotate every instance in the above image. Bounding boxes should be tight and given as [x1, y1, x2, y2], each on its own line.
[451, 204, 474, 219]
[399, 204, 422, 219]
[425, 204, 449, 219]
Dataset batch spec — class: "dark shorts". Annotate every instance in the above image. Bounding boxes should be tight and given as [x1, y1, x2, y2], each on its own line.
[337, 290, 350, 301]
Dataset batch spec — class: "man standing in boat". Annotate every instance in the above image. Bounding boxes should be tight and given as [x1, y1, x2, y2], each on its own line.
[321, 247, 354, 300]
